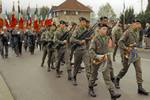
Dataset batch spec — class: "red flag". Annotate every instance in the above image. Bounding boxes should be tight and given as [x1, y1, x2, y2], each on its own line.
[4, 19, 10, 29]
[40, 17, 45, 27]
[40, 20, 45, 27]
[26, 15, 32, 28]
[0, 18, 4, 28]
[34, 16, 39, 32]
[45, 17, 52, 26]
[10, 14, 17, 29]
[19, 16, 24, 30]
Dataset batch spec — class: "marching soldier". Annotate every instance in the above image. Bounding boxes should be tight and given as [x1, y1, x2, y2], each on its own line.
[54, 20, 68, 77]
[114, 20, 149, 96]
[11, 25, 23, 57]
[70, 17, 91, 85]
[28, 28, 36, 55]
[88, 24, 121, 99]
[23, 26, 30, 52]
[47, 24, 57, 72]
[40, 26, 50, 67]
[0, 27, 10, 59]
[39, 27, 46, 50]
[36, 29, 42, 51]
[112, 21, 123, 61]
[99, 17, 115, 82]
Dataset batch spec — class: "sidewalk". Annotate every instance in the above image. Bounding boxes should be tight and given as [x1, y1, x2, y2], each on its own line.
[0, 73, 14, 100]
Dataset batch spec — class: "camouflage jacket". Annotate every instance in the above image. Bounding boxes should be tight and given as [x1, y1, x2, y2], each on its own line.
[118, 28, 139, 50]
[89, 34, 110, 59]
[70, 26, 87, 49]
[112, 26, 123, 44]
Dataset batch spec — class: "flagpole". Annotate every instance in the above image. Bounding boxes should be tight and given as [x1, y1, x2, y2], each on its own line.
[141, 0, 143, 12]
[123, 0, 126, 31]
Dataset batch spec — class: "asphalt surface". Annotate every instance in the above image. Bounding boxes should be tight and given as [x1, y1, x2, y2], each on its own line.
[0, 48, 150, 100]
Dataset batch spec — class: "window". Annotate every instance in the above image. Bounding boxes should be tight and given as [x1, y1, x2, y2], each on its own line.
[65, 11, 79, 15]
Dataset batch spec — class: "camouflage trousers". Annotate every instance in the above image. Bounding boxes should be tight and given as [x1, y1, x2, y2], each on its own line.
[73, 48, 91, 80]
[89, 60, 115, 91]
[55, 47, 72, 72]
[117, 53, 143, 84]
[0, 44, 8, 58]
[41, 46, 48, 66]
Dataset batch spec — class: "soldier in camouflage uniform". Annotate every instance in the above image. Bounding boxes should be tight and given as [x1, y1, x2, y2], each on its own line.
[40, 26, 49, 67]
[11, 25, 23, 57]
[70, 17, 91, 86]
[114, 20, 149, 96]
[54, 20, 68, 77]
[47, 24, 57, 72]
[0, 27, 10, 59]
[28, 28, 36, 55]
[99, 17, 115, 83]
[88, 24, 121, 99]
[112, 21, 123, 61]
[65, 22, 77, 80]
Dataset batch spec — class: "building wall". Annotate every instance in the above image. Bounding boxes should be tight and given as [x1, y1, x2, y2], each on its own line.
[54, 11, 91, 24]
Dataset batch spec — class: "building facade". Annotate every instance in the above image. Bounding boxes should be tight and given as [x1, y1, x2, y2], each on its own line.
[51, 0, 92, 24]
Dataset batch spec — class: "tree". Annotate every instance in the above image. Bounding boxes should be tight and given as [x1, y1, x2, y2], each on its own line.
[136, 12, 150, 28]
[40, 6, 49, 19]
[146, 0, 150, 12]
[98, 3, 116, 19]
[136, 0, 150, 28]
[120, 7, 135, 24]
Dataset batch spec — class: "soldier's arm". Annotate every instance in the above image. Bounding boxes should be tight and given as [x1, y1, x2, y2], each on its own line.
[55, 30, 64, 44]
[112, 27, 119, 43]
[70, 29, 81, 44]
[89, 39, 98, 59]
[118, 31, 128, 50]
[41, 32, 46, 41]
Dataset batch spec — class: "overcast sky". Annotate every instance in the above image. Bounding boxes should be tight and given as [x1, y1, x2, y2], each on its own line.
[2, 0, 148, 16]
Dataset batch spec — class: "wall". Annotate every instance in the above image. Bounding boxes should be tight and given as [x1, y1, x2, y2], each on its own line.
[54, 11, 91, 24]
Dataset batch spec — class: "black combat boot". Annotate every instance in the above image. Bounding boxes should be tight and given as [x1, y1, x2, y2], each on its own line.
[72, 76, 78, 86]
[47, 66, 51, 72]
[88, 87, 96, 97]
[114, 77, 120, 89]
[56, 70, 63, 78]
[67, 70, 72, 81]
[51, 64, 55, 70]
[138, 84, 149, 96]
[109, 89, 121, 100]
[41, 62, 44, 67]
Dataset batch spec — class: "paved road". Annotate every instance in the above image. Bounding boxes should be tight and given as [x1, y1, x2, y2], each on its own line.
[0, 49, 150, 100]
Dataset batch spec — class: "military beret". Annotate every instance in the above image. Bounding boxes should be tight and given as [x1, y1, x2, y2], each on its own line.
[132, 19, 141, 23]
[99, 16, 108, 21]
[98, 24, 108, 28]
[60, 20, 66, 24]
[79, 17, 87, 21]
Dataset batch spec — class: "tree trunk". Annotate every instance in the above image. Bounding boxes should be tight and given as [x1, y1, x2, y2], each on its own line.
[146, 0, 150, 12]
